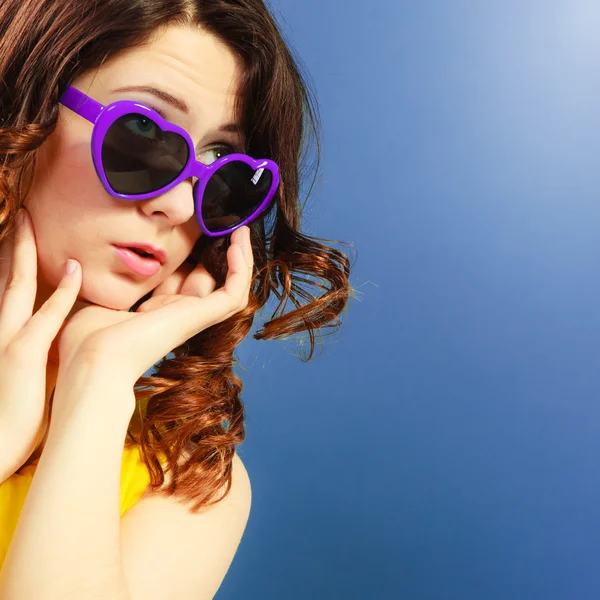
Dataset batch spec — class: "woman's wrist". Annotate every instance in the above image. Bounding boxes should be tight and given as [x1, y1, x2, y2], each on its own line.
[52, 357, 136, 427]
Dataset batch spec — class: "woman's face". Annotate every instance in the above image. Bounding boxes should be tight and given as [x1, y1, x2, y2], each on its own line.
[25, 23, 242, 312]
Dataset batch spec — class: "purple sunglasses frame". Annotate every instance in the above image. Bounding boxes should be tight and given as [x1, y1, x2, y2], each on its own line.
[58, 85, 280, 237]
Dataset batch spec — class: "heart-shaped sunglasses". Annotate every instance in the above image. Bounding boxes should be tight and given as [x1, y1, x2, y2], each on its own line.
[58, 86, 280, 237]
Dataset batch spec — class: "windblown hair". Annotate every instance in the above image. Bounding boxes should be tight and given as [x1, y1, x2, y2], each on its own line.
[0, 0, 353, 512]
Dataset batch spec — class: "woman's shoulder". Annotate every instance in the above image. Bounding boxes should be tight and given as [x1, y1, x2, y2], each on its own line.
[128, 450, 252, 534]
[134, 442, 251, 502]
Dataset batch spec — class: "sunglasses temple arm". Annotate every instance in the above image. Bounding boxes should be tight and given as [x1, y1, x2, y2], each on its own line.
[59, 85, 104, 124]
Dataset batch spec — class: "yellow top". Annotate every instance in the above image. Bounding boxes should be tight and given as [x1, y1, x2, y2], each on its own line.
[0, 444, 153, 569]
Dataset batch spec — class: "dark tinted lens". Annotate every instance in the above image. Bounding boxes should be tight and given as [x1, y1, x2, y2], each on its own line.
[201, 161, 273, 233]
[102, 113, 189, 194]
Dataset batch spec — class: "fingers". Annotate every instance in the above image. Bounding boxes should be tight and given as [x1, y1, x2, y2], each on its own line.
[0, 209, 82, 356]
[79, 226, 254, 382]
[0, 228, 16, 299]
[149, 228, 252, 303]
[151, 259, 216, 298]
[222, 243, 248, 299]
[0, 210, 40, 346]
[180, 263, 216, 297]
[150, 263, 192, 296]
[182, 227, 253, 328]
[237, 225, 254, 270]
[221, 226, 253, 308]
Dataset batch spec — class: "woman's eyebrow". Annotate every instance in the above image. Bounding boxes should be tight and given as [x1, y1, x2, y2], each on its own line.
[110, 84, 242, 134]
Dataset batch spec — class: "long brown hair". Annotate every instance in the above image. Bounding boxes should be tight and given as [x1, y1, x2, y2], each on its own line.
[0, 0, 353, 512]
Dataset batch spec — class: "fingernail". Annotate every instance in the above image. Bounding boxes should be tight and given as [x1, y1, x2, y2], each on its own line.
[65, 259, 78, 275]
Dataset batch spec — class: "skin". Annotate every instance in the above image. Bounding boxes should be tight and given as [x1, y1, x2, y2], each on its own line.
[21, 22, 243, 460]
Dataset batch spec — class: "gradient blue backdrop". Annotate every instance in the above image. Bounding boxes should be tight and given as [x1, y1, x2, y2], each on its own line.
[191, 1, 600, 598]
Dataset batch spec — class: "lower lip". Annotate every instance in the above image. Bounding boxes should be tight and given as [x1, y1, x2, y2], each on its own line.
[113, 246, 162, 276]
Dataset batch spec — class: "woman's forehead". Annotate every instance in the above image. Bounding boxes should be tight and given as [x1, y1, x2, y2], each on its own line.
[120, 25, 241, 93]
[75, 24, 243, 137]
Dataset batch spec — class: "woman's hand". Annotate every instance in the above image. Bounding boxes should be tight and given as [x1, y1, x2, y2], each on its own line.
[0, 208, 83, 475]
[56, 225, 254, 402]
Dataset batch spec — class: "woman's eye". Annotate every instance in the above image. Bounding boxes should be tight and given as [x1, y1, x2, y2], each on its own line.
[197, 145, 235, 165]
[124, 116, 159, 139]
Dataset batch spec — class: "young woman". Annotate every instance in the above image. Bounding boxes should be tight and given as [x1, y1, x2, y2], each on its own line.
[0, 0, 351, 597]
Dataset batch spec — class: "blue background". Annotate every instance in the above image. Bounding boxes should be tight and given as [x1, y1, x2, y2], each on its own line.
[211, 1, 600, 598]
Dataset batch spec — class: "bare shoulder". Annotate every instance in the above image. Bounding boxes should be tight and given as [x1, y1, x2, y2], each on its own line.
[138, 448, 252, 512]
[120, 452, 252, 599]
[145, 447, 250, 499]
